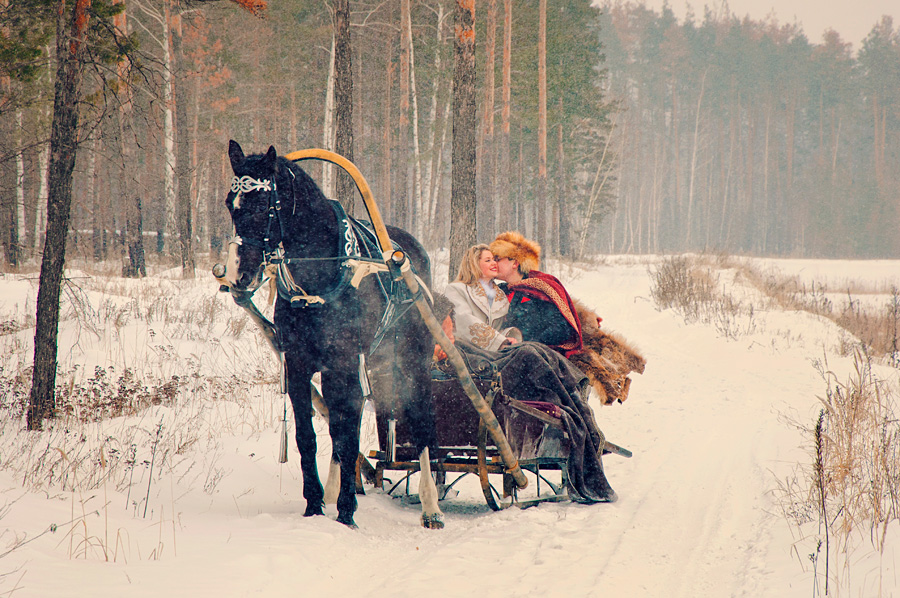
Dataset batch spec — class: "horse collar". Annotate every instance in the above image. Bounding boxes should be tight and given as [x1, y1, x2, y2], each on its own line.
[275, 200, 358, 308]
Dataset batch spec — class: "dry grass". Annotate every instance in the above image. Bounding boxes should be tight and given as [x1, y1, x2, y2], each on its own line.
[776, 351, 900, 596]
[648, 255, 757, 340]
[728, 260, 899, 362]
[0, 264, 279, 499]
[650, 254, 900, 364]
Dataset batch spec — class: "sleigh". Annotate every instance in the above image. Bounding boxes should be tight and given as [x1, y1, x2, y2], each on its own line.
[365, 364, 632, 511]
[220, 147, 637, 520]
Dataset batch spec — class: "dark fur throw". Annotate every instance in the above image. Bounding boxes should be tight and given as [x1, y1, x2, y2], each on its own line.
[568, 300, 646, 405]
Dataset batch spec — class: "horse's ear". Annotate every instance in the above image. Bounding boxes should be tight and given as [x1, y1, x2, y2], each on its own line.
[228, 140, 244, 172]
[264, 146, 278, 171]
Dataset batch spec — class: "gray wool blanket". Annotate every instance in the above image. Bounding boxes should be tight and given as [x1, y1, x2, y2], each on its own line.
[448, 339, 617, 503]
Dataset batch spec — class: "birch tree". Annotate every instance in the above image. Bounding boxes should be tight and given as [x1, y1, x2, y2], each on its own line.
[130, 0, 177, 251]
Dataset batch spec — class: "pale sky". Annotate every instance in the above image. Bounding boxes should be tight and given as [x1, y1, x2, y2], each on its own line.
[634, 0, 897, 49]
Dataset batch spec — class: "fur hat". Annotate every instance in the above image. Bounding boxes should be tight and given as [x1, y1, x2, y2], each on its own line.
[489, 231, 541, 273]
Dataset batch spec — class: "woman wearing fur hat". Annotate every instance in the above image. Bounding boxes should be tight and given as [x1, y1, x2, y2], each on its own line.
[490, 232, 583, 357]
[444, 244, 522, 351]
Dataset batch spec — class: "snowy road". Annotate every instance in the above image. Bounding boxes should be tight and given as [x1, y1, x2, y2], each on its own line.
[3, 258, 896, 597]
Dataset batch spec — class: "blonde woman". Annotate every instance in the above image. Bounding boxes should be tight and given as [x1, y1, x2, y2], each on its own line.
[444, 244, 521, 351]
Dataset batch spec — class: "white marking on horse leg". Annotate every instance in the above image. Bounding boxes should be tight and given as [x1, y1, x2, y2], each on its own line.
[418, 447, 444, 529]
[323, 457, 340, 505]
[224, 240, 240, 285]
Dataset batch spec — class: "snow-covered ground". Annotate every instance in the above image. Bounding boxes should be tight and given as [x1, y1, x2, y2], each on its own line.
[1, 255, 898, 597]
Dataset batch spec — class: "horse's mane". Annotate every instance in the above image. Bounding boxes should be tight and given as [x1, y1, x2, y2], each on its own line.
[276, 156, 329, 207]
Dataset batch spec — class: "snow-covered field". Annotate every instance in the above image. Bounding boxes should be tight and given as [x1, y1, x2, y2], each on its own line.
[1, 254, 898, 597]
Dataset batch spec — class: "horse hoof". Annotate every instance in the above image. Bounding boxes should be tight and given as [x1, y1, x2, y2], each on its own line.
[421, 513, 444, 529]
[304, 501, 325, 517]
[336, 513, 358, 529]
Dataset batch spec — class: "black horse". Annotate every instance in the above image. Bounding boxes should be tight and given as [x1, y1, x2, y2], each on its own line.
[220, 141, 442, 529]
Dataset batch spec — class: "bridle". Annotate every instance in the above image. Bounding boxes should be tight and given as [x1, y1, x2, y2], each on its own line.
[221, 158, 431, 352]
[228, 173, 286, 260]
[227, 167, 367, 306]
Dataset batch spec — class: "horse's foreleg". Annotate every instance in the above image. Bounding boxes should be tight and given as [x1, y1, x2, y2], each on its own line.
[286, 357, 324, 517]
[292, 400, 325, 516]
[418, 447, 444, 529]
[322, 371, 363, 528]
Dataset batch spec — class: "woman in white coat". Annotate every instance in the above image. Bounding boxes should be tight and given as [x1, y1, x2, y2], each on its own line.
[444, 244, 521, 351]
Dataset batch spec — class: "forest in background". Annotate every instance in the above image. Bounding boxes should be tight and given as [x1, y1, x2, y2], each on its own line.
[598, 3, 900, 258]
[1, 0, 898, 278]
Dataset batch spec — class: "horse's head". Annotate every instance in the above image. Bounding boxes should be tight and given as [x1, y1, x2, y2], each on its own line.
[219, 140, 283, 291]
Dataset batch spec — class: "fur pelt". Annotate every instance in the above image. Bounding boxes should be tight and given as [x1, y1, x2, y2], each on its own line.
[568, 299, 646, 405]
[489, 231, 541, 274]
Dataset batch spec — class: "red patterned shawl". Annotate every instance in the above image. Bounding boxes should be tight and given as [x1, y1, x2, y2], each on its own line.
[508, 270, 583, 356]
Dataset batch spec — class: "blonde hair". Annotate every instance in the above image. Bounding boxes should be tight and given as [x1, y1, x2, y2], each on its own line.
[454, 244, 493, 284]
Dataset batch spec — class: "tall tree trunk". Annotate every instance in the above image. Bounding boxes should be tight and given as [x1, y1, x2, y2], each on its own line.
[172, 13, 194, 275]
[872, 95, 885, 192]
[405, 4, 423, 237]
[672, 78, 681, 241]
[28, 0, 92, 430]
[498, 0, 511, 233]
[161, 0, 176, 254]
[396, 0, 411, 229]
[191, 66, 206, 255]
[556, 105, 568, 256]
[449, 0, 476, 281]
[90, 135, 102, 261]
[115, 0, 145, 277]
[423, 4, 447, 240]
[477, 0, 496, 241]
[427, 95, 451, 248]
[35, 138, 48, 253]
[381, 26, 393, 224]
[333, 0, 354, 216]
[536, 0, 547, 247]
[322, 34, 335, 198]
[0, 102, 14, 267]
[13, 109, 24, 266]
[685, 69, 706, 247]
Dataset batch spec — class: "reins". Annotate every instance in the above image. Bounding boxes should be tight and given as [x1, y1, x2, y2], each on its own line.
[227, 161, 426, 333]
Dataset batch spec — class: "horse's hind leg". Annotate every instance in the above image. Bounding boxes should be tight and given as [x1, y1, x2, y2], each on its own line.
[395, 330, 443, 529]
[322, 370, 364, 528]
[286, 354, 324, 517]
[418, 447, 444, 529]
[323, 457, 340, 504]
